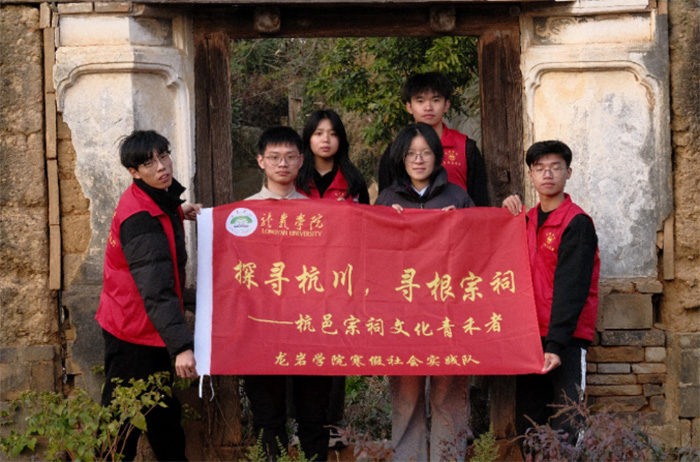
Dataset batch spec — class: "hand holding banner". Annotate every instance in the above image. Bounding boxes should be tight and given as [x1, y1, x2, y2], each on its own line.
[195, 200, 543, 376]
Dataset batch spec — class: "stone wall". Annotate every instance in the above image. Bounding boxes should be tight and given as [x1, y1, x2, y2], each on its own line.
[0, 5, 59, 404]
[665, 0, 700, 446]
[0, 0, 698, 457]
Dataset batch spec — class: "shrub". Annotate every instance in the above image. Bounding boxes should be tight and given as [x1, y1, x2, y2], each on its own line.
[470, 425, 499, 462]
[344, 376, 392, 440]
[520, 398, 700, 462]
[0, 372, 174, 461]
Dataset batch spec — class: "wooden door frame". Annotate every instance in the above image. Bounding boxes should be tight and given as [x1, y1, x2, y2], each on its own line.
[194, 3, 524, 207]
[193, 2, 523, 440]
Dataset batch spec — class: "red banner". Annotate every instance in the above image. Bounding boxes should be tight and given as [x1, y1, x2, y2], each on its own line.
[195, 200, 543, 376]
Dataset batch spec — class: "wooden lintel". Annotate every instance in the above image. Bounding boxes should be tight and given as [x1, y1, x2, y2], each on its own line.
[663, 213, 674, 280]
[45, 93, 57, 160]
[195, 4, 517, 39]
[49, 225, 62, 290]
[47, 159, 60, 226]
[43, 28, 56, 95]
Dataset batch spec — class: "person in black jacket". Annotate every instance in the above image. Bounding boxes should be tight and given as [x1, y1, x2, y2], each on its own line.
[96, 130, 201, 461]
[375, 123, 474, 462]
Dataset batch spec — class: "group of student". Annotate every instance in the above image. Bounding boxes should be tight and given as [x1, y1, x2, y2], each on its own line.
[95, 71, 599, 462]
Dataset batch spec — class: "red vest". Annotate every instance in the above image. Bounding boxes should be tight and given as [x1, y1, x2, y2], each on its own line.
[96, 183, 183, 347]
[526, 194, 600, 341]
[302, 170, 359, 203]
[440, 124, 468, 191]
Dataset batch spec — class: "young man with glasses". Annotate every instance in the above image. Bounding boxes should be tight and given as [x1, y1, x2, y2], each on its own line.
[246, 126, 307, 200]
[502, 140, 599, 451]
[96, 130, 201, 461]
[243, 126, 333, 462]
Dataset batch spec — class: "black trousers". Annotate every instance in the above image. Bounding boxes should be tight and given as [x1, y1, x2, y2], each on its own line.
[101, 330, 187, 462]
[327, 376, 345, 424]
[516, 343, 587, 447]
[244, 375, 332, 461]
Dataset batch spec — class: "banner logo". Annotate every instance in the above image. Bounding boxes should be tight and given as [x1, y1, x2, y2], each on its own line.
[226, 208, 258, 237]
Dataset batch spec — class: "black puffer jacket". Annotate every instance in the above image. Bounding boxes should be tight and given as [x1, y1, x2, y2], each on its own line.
[119, 179, 193, 357]
[375, 167, 475, 210]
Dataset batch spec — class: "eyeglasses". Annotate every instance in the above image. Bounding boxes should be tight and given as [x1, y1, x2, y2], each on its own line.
[531, 165, 567, 176]
[263, 155, 301, 165]
[405, 150, 434, 162]
[140, 152, 172, 169]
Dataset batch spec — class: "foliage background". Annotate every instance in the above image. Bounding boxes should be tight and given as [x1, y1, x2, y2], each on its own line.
[229, 37, 480, 186]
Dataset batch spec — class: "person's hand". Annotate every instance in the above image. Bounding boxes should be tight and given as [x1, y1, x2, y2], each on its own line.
[502, 194, 523, 216]
[441, 205, 456, 211]
[391, 204, 404, 213]
[182, 203, 203, 221]
[175, 349, 198, 379]
[542, 352, 561, 373]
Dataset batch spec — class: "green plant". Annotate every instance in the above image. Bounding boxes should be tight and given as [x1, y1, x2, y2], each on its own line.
[344, 376, 392, 439]
[307, 36, 480, 147]
[0, 372, 173, 462]
[471, 425, 499, 462]
[242, 433, 315, 462]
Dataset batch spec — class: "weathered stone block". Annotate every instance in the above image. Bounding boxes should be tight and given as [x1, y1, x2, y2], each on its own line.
[59, 178, 90, 214]
[94, 2, 132, 13]
[57, 114, 72, 140]
[57, 3, 93, 14]
[602, 294, 653, 329]
[62, 214, 92, 254]
[600, 330, 665, 346]
[586, 384, 643, 396]
[680, 350, 700, 384]
[1, 277, 57, 345]
[679, 418, 692, 449]
[634, 279, 663, 293]
[30, 362, 57, 392]
[693, 418, 700, 448]
[643, 383, 664, 397]
[645, 347, 667, 362]
[0, 347, 17, 363]
[0, 363, 29, 401]
[632, 363, 667, 374]
[597, 362, 631, 373]
[649, 395, 666, 412]
[679, 334, 700, 349]
[587, 374, 637, 385]
[594, 396, 647, 412]
[63, 253, 87, 287]
[588, 346, 644, 363]
[637, 373, 666, 384]
[679, 386, 700, 418]
[19, 345, 56, 362]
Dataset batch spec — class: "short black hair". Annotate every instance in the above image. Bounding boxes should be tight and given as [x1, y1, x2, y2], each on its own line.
[258, 126, 302, 155]
[119, 130, 170, 169]
[390, 123, 444, 184]
[401, 72, 453, 103]
[526, 140, 573, 168]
